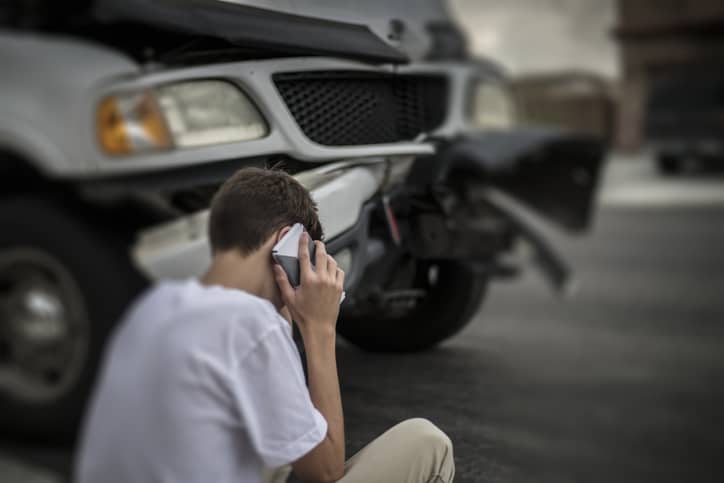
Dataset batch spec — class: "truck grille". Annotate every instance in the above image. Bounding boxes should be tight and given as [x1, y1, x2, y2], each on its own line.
[274, 71, 448, 146]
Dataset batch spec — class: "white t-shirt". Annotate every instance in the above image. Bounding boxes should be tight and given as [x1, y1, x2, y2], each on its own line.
[76, 279, 327, 483]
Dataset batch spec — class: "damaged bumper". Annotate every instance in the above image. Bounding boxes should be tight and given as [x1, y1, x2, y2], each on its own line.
[440, 128, 606, 232]
[131, 159, 387, 285]
[404, 127, 606, 294]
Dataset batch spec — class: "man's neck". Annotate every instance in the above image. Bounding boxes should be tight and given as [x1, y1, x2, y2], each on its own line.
[200, 250, 274, 304]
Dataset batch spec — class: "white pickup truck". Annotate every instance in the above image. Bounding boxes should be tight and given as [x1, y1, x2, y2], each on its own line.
[0, 0, 605, 439]
[0, 0, 445, 438]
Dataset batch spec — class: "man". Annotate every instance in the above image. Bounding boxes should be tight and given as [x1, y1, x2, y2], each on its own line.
[76, 167, 455, 483]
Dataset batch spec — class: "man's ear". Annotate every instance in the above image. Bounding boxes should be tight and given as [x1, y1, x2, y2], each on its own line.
[274, 225, 293, 244]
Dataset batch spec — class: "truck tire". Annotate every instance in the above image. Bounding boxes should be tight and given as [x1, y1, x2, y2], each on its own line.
[337, 261, 487, 352]
[0, 196, 146, 441]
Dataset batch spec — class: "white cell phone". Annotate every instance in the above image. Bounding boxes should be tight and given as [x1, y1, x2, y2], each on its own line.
[271, 223, 345, 303]
[271, 223, 316, 287]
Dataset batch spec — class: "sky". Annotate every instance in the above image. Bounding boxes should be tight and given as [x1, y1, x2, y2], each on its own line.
[448, 0, 619, 78]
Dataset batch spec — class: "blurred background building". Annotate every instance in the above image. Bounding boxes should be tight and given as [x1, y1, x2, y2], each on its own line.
[614, 0, 724, 151]
[449, 0, 617, 78]
[451, 0, 724, 153]
[511, 71, 616, 143]
[450, 0, 619, 143]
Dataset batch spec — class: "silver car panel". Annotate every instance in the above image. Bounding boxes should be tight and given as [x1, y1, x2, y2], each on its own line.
[132, 158, 387, 280]
[0, 34, 433, 180]
[0, 32, 139, 176]
[91, 57, 434, 176]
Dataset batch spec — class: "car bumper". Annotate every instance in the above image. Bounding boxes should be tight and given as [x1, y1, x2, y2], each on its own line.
[131, 159, 388, 287]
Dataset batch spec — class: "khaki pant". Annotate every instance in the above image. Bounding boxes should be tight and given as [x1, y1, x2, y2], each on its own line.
[262, 418, 455, 483]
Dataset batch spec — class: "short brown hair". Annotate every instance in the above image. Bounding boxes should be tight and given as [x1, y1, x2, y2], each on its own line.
[208, 167, 323, 255]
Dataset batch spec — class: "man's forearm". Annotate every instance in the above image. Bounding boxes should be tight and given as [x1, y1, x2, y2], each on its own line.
[278, 235, 347, 480]
[302, 327, 345, 471]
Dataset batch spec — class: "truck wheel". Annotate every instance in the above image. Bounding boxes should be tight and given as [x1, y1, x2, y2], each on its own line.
[0, 196, 145, 440]
[337, 261, 487, 352]
[657, 154, 682, 175]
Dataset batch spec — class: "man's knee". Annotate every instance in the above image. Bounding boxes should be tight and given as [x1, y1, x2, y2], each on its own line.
[397, 418, 452, 453]
[392, 418, 455, 480]
[342, 419, 455, 483]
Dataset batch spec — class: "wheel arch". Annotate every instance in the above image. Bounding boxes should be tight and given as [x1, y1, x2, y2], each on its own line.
[0, 147, 52, 195]
[0, 148, 171, 246]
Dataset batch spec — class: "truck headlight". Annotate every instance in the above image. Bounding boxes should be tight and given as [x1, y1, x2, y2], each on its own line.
[97, 80, 268, 156]
[470, 81, 516, 130]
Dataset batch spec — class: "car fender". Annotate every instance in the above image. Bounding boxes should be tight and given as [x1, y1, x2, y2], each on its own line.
[0, 31, 139, 178]
[412, 127, 607, 232]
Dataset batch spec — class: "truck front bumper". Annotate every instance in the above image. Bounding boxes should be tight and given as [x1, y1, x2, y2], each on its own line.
[131, 160, 387, 289]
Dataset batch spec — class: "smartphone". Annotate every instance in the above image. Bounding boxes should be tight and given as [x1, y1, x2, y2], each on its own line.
[272, 223, 346, 303]
[272, 223, 316, 287]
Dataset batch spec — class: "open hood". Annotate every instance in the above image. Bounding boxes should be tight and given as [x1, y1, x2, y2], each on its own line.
[93, 0, 467, 63]
[93, 0, 408, 63]
[219, 0, 469, 61]
[233, 0, 469, 61]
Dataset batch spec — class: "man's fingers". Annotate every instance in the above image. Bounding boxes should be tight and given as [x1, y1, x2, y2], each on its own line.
[314, 240, 328, 274]
[298, 232, 313, 279]
[273, 264, 295, 303]
[336, 267, 345, 288]
[326, 255, 338, 277]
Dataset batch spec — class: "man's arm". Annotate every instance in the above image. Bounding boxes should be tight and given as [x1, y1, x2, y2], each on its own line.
[274, 233, 345, 482]
[295, 326, 345, 482]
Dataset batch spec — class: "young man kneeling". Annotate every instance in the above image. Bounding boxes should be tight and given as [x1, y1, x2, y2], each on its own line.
[76, 167, 455, 483]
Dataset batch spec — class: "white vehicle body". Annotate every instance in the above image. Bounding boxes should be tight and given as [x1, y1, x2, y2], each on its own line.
[0, 0, 445, 438]
[129, 59, 508, 283]
[0, 0, 606, 438]
[133, 158, 392, 280]
[0, 34, 431, 178]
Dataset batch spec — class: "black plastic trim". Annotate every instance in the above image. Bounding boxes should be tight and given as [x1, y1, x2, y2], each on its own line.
[273, 71, 449, 146]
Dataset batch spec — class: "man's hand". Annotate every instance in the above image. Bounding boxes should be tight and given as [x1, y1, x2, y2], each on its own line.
[273, 231, 346, 482]
[273, 232, 344, 336]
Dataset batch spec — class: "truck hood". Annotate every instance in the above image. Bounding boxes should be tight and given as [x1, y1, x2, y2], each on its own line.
[93, 0, 407, 63]
[94, 0, 467, 63]
[222, 0, 468, 61]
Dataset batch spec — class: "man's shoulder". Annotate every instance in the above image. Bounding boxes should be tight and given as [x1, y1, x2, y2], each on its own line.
[128, 280, 288, 359]
[127, 279, 282, 331]
[193, 284, 280, 321]
[145, 279, 268, 311]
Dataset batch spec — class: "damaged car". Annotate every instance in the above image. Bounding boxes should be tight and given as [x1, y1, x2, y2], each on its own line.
[133, 0, 606, 354]
[0, 0, 437, 437]
[0, 0, 605, 438]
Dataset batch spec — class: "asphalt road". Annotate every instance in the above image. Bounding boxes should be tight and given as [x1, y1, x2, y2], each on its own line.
[3, 154, 724, 482]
